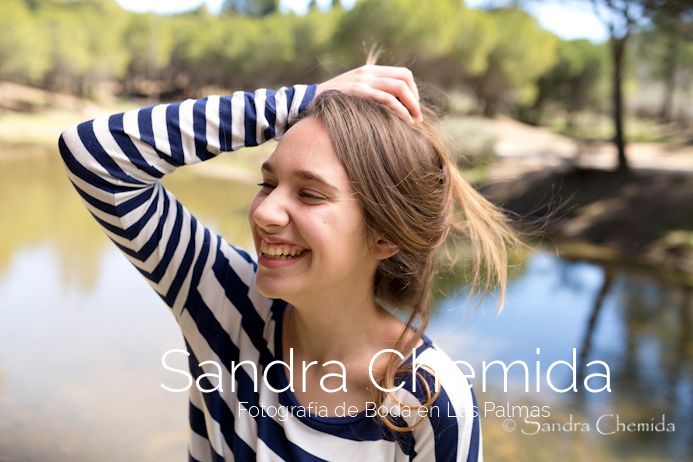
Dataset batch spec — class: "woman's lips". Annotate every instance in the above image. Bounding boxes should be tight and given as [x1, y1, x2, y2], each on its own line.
[258, 249, 310, 268]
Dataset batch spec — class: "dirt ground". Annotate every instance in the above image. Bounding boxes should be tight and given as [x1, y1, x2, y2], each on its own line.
[478, 115, 693, 180]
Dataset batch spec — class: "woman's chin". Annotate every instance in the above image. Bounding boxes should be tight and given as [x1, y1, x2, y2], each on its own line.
[255, 278, 291, 301]
[255, 283, 276, 299]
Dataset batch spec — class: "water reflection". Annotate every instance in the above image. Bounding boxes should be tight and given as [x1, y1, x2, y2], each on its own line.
[429, 256, 691, 460]
[576, 267, 614, 386]
[0, 152, 256, 461]
[1, 150, 690, 461]
[0, 153, 259, 288]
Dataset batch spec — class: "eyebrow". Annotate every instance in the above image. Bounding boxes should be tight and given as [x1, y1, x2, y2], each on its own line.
[261, 161, 341, 193]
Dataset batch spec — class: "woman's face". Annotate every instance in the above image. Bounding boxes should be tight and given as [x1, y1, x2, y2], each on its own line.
[248, 117, 379, 303]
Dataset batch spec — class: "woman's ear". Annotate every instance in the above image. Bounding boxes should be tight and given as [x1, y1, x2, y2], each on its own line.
[372, 237, 400, 260]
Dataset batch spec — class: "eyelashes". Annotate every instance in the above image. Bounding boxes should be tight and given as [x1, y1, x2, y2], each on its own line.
[256, 183, 325, 201]
[257, 182, 274, 190]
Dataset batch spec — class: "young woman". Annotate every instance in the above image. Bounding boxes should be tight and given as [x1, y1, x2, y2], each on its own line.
[58, 64, 516, 461]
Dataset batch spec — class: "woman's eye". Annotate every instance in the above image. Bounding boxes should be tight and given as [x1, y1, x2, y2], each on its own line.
[257, 182, 275, 192]
[257, 183, 324, 201]
[299, 191, 325, 201]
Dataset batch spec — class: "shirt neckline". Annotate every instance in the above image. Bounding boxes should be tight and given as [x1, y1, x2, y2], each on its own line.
[272, 301, 433, 426]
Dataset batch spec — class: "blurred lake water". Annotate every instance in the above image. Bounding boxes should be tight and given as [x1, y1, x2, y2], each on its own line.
[1, 148, 690, 461]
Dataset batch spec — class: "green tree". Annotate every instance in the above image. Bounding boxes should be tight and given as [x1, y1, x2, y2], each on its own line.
[639, 1, 693, 122]
[0, 0, 49, 84]
[169, 12, 296, 91]
[473, 8, 558, 116]
[586, 0, 640, 171]
[79, 1, 129, 97]
[579, 0, 693, 171]
[34, 0, 128, 98]
[530, 39, 607, 126]
[333, 0, 454, 71]
[281, 10, 341, 83]
[169, 13, 230, 91]
[228, 14, 297, 87]
[37, 6, 91, 94]
[440, 7, 498, 87]
[123, 14, 174, 97]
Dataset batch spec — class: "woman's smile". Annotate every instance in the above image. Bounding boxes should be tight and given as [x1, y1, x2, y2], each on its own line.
[258, 236, 311, 267]
[258, 248, 311, 268]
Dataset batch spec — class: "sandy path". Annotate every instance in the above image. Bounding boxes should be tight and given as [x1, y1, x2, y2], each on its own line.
[477, 116, 693, 181]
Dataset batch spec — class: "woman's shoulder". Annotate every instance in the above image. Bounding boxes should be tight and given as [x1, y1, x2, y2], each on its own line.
[394, 339, 482, 461]
[402, 338, 478, 415]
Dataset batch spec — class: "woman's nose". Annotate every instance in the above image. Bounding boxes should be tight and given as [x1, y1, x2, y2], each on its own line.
[251, 189, 290, 230]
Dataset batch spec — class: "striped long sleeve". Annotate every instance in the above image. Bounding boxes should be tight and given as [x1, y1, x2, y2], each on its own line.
[58, 85, 315, 317]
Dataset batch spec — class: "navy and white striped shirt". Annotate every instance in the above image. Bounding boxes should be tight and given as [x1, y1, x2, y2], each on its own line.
[58, 84, 482, 461]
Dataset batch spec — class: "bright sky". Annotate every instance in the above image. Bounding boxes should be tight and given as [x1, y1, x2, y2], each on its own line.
[114, 0, 357, 15]
[115, 0, 609, 42]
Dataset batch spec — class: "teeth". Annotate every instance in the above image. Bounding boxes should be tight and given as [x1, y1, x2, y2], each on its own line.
[260, 240, 307, 258]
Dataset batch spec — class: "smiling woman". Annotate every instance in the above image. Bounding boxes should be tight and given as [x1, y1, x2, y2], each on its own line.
[57, 64, 517, 461]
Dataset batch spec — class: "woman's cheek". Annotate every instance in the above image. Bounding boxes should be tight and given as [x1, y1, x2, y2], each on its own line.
[247, 197, 260, 223]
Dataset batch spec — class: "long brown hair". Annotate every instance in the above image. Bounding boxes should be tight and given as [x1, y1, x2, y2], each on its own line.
[302, 89, 520, 431]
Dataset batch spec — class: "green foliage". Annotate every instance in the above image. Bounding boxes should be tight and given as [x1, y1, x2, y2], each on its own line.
[169, 14, 295, 89]
[333, 0, 454, 69]
[473, 8, 559, 115]
[170, 13, 232, 88]
[223, 15, 297, 87]
[79, 1, 129, 83]
[633, 16, 693, 120]
[123, 14, 174, 80]
[1, 0, 686, 122]
[530, 39, 608, 124]
[0, 0, 49, 84]
[32, 0, 128, 95]
[446, 8, 497, 78]
[274, 11, 339, 83]
[38, 6, 92, 91]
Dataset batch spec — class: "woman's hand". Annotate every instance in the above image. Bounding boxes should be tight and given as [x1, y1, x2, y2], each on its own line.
[316, 65, 422, 123]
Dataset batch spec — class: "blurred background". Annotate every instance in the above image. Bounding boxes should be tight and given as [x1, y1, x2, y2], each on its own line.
[0, 0, 691, 461]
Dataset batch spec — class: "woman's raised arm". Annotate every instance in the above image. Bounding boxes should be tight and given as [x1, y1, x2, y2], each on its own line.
[58, 85, 316, 191]
[57, 85, 315, 314]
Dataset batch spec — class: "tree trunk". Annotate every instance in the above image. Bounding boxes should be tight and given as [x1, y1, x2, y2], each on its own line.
[611, 34, 629, 172]
[482, 99, 496, 118]
[527, 89, 546, 126]
[566, 111, 577, 131]
[659, 32, 678, 123]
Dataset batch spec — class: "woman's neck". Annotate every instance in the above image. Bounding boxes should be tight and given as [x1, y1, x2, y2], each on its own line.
[283, 292, 402, 366]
